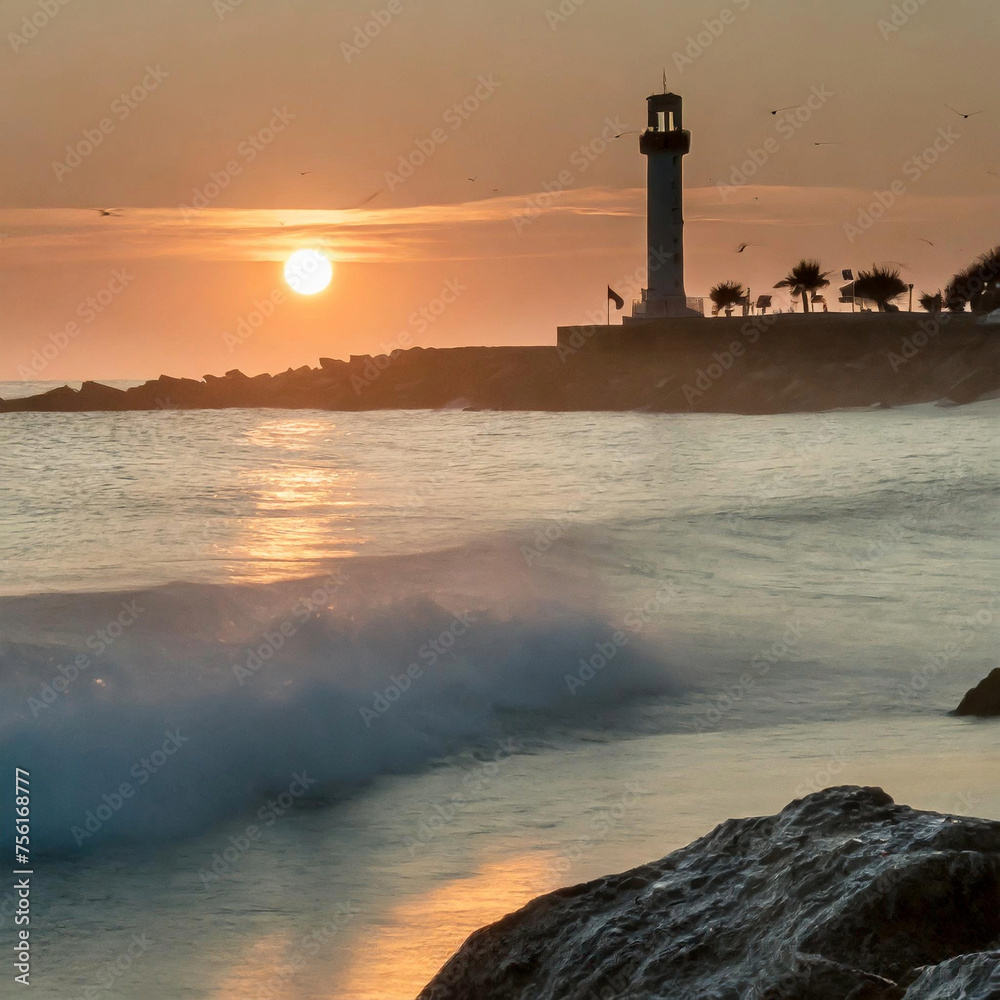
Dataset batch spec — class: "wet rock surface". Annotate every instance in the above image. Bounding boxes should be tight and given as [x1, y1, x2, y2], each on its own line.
[418, 786, 1000, 1000]
[955, 668, 1000, 717]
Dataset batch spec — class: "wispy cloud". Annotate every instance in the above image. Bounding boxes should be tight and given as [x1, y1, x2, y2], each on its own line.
[0, 185, 993, 266]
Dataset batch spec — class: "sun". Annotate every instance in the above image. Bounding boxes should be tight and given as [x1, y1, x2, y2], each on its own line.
[284, 248, 333, 295]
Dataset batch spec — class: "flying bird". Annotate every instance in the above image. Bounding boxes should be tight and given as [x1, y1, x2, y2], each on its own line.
[770, 106, 799, 115]
[737, 243, 753, 253]
[987, 169, 1000, 180]
[813, 142, 843, 146]
[613, 130, 641, 139]
[351, 190, 382, 208]
[467, 176, 478, 182]
[945, 104, 985, 119]
[918, 238, 935, 246]
[94, 209, 121, 217]
[300, 171, 312, 176]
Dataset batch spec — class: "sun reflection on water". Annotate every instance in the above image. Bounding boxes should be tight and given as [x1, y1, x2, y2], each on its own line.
[229, 419, 365, 580]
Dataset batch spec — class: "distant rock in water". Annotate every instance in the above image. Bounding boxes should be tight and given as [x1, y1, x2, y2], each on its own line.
[955, 668, 1000, 717]
[418, 786, 1000, 1000]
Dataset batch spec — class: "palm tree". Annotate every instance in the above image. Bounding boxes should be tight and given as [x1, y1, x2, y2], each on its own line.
[945, 270, 970, 312]
[774, 259, 831, 314]
[919, 291, 943, 314]
[709, 280, 747, 317]
[853, 265, 908, 312]
[945, 246, 1000, 313]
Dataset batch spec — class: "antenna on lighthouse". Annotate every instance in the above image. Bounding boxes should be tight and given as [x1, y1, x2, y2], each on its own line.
[662, 69, 667, 93]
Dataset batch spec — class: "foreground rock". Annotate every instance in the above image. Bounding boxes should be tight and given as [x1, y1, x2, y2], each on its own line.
[419, 786, 1000, 1000]
[955, 668, 1000, 717]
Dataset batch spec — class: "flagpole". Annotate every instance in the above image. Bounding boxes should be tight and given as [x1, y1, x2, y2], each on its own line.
[607, 288, 610, 326]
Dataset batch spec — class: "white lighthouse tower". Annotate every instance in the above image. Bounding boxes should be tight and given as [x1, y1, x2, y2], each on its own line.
[630, 92, 702, 319]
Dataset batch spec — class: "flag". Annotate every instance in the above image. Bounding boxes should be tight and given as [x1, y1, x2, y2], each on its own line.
[608, 286, 625, 310]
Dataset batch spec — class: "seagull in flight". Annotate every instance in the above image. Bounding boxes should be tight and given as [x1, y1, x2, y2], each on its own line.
[613, 130, 641, 139]
[737, 242, 761, 253]
[813, 142, 842, 146]
[918, 238, 935, 246]
[94, 208, 122, 217]
[770, 106, 799, 115]
[467, 176, 478, 182]
[300, 171, 312, 176]
[351, 190, 382, 208]
[945, 104, 986, 119]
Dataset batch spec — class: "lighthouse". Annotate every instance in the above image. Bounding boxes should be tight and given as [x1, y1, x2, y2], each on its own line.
[631, 92, 701, 319]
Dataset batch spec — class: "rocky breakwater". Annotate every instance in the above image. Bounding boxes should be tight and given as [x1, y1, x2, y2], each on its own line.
[0, 347, 570, 414]
[4, 314, 1000, 415]
[418, 786, 1000, 1000]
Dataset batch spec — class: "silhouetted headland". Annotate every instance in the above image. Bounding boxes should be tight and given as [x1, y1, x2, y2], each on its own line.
[4, 313, 999, 416]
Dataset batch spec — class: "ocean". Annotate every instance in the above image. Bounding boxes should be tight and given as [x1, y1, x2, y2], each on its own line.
[1, 386, 998, 999]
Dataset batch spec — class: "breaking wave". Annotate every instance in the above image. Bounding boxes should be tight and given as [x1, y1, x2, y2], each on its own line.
[0, 538, 682, 855]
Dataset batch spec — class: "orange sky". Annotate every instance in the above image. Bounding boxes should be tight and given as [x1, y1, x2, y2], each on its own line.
[1, 0, 998, 380]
